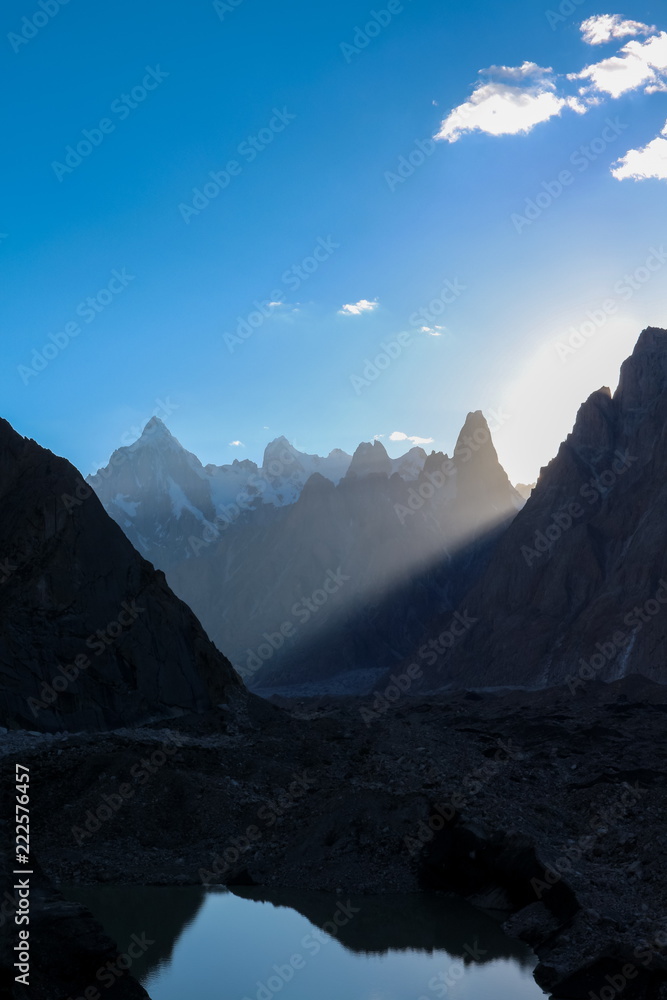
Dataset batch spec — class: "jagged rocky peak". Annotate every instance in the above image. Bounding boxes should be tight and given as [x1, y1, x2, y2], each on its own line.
[515, 483, 535, 502]
[392, 446, 428, 480]
[451, 410, 522, 509]
[615, 326, 667, 412]
[140, 414, 173, 439]
[566, 387, 614, 450]
[346, 440, 392, 478]
[412, 326, 667, 692]
[119, 416, 188, 458]
[0, 417, 242, 732]
[298, 471, 337, 501]
[262, 435, 294, 466]
[453, 410, 496, 464]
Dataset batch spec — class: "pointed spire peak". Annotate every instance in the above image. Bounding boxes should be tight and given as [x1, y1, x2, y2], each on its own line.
[137, 416, 180, 447]
[143, 415, 170, 434]
[459, 409, 491, 435]
[633, 326, 667, 353]
[453, 410, 495, 457]
[346, 440, 391, 478]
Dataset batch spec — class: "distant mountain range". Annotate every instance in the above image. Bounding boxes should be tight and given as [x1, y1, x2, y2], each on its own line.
[87, 414, 524, 693]
[87, 420, 430, 567]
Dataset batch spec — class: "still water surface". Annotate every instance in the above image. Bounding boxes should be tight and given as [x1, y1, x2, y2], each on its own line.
[65, 886, 547, 999]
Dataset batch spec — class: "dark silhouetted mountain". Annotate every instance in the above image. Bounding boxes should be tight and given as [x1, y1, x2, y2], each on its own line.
[345, 440, 393, 478]
[415, 327, 667, 691]
[0, 417, 242, 731]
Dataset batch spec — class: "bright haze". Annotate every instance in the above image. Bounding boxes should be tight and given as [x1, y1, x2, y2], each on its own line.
[1, 1, 666, 484]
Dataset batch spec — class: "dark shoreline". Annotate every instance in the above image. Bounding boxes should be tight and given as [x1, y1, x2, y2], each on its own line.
[3, 676, 667, 999]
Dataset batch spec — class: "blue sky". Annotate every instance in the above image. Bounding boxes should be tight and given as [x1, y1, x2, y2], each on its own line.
[1, 0, 666, 483]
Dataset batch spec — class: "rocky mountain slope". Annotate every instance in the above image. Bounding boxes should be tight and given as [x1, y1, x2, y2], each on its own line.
[88, 413, 522, 692]
[412, 327, 667, 691]
[0, 417, 242, 732]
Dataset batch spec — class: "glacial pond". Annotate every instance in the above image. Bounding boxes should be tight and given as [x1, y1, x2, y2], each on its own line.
[63, 886, 547, 999]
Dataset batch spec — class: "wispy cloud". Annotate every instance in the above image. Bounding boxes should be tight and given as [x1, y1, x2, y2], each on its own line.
[436, 62, 585, 142]
[612, 119, 667, 180]
[229, 440, 245, 447]
[389, 431, 434, 445]
[339, 298, 378, 316]
[580, 14, 656, 45]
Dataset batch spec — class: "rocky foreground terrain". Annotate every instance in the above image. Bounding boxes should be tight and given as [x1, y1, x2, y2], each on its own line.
[3, 675, 667, 999]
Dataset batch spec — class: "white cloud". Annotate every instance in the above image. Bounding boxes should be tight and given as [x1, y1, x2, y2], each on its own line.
[389, 431, 435, 445]
[573, 31, 667, 98]
[436, 65, 585, 142]
[580, 14, 656, 45]
[338, 298, 379, 316]
[229, 440, 245, 447]
[373, 433, 384, 440]
[612, 119, 667, 180]
[481, 61, 551, 81]
[420, 324, 446, 336]
[436, 16, 667, 183]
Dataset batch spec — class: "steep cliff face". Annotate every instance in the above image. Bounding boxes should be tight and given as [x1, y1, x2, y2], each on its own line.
[0, 418, 242, 732]
[418, 328, 667, 690]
